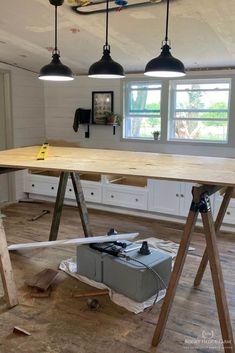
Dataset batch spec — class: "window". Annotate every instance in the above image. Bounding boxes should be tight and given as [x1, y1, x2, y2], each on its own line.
[123, 81, 162, 139]
[169, 79, 231, 142]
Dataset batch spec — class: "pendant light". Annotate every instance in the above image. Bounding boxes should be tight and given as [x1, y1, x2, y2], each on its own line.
[144, 0, 185, 78]
[39, 0, 74, 81]
[88, 0, 125, 78]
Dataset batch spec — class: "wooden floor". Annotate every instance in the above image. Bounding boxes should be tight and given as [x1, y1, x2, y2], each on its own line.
[0, 201, 234, 353]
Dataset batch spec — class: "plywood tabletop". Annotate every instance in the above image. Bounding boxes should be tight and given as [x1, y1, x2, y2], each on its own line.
[0, 146, 235, 187]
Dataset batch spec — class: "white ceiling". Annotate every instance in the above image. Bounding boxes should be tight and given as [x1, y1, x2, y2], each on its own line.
[1, 0, 235, 75]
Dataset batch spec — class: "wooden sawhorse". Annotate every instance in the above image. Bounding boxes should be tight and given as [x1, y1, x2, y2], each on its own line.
[48, 171, 93, 241]
[152, 185, 235, 353]
[0, 170, 92, 308]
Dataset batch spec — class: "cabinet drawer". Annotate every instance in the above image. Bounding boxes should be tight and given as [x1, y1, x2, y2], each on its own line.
[24, 175, 58, 197]
[65, 182, 102, 203]
[83, 186, 102, 203]
[103, 185, 147, 210]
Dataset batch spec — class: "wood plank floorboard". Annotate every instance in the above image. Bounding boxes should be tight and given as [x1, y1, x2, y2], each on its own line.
[0, 201, 234, 353]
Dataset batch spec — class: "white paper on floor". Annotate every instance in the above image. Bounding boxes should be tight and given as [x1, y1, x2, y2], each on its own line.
[135, 237, 195, 257]
[59, 237, 195, 314]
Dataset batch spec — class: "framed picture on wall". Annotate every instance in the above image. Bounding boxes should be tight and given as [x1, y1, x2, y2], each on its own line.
[92, 91, 114, 124]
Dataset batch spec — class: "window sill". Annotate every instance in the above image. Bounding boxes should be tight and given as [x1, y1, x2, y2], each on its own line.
[122, 138, 161, 143]
[121, 137, 230, 147]
[167, 139, 228, 146]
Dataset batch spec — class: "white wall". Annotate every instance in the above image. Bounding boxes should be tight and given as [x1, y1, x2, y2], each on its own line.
[44, 77, 122, 147]
[44, 71, 235, 158]
[0, 63, 45, 200]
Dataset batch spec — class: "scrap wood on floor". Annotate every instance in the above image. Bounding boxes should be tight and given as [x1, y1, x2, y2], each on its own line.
[12, 326, 31, 336]
[25, 268, 59, 298]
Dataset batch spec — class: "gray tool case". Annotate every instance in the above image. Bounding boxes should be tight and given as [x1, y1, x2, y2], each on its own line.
[77, 242, 172, 302]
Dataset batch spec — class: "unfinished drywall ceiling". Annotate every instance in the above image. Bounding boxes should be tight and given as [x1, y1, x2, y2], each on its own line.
[0, 0, 235, 75]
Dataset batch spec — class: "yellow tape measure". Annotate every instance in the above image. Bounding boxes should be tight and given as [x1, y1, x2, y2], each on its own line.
[37, 143, 49, 160]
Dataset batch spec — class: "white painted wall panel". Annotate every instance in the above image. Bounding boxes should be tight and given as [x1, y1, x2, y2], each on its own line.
[0, 73, 9, 203]
[0, 63, 46, 199]
[44, 76, 121, 147]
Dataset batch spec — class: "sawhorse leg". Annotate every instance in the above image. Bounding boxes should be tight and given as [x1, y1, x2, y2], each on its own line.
[194, 186, 233, 287]
[49, 172, 92, 241]
[0, 219, 18, 308]
[70, 172, 92, 238]
[49, 172, 68, 241]
[201, 205, 234, 352]
[152, 185, 235, 353]
[152, 200, 199, 346]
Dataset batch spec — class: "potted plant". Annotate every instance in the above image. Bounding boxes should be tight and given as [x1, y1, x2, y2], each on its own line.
[104, 111, 123, 126]
[152, 131, 160, 140]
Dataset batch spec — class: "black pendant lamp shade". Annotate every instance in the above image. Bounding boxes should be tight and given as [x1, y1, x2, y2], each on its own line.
[88, 0, 125, 78]
[144, 0, 185, 78]
[88, 46, 125, 78]
[39, 0, 74, 81]
[39, 52, 74, 81]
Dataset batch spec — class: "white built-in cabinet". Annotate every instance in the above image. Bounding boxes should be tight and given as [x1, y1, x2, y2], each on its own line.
[24, 172, 231, 225]
[214, 192, 235, 224]
[147, 180, 194, 216]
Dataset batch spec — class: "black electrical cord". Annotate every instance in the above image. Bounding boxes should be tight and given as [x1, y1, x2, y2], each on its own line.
[164, 0, 170, 42]
[118, 253, 167, 309]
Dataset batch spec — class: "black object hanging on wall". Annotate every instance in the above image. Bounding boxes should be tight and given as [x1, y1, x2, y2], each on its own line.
[73, 108, 91, 138]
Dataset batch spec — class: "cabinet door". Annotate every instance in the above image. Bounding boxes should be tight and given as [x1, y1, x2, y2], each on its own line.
[179, 182, 215, 218]
[179, 182, 194, 217]
[214, 192, 235, 225]
[148, 179, 180, 215]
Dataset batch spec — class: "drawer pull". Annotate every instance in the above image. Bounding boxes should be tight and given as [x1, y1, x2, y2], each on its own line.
[69, 188, 72, 192]
[111, 195, 114, 198]
[32, 184, 35, 187]
[135, 198, 139, 202]
[180, 194, 184, 198]
[176, 193, 179, 197]
[91, 192, 94, 196]
[51, 186, 54, 190]
[227, 211, 231, 215]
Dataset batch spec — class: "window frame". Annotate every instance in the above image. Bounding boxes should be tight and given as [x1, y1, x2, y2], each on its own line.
[168, 78, 232, 144]
[123, 79, 162, 140]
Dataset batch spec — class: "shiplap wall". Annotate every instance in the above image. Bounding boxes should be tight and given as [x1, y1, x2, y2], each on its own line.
[10, 70, 45, 147]
[44, 72, 235, 158]
[44, 77, 122, 148]
[0, 63, 45, 200]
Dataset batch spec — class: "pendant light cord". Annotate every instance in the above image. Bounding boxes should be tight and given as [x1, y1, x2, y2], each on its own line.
[105, 0, 109, 49]
[55, 5, 58, 52]
[164, 0, 170, 42]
